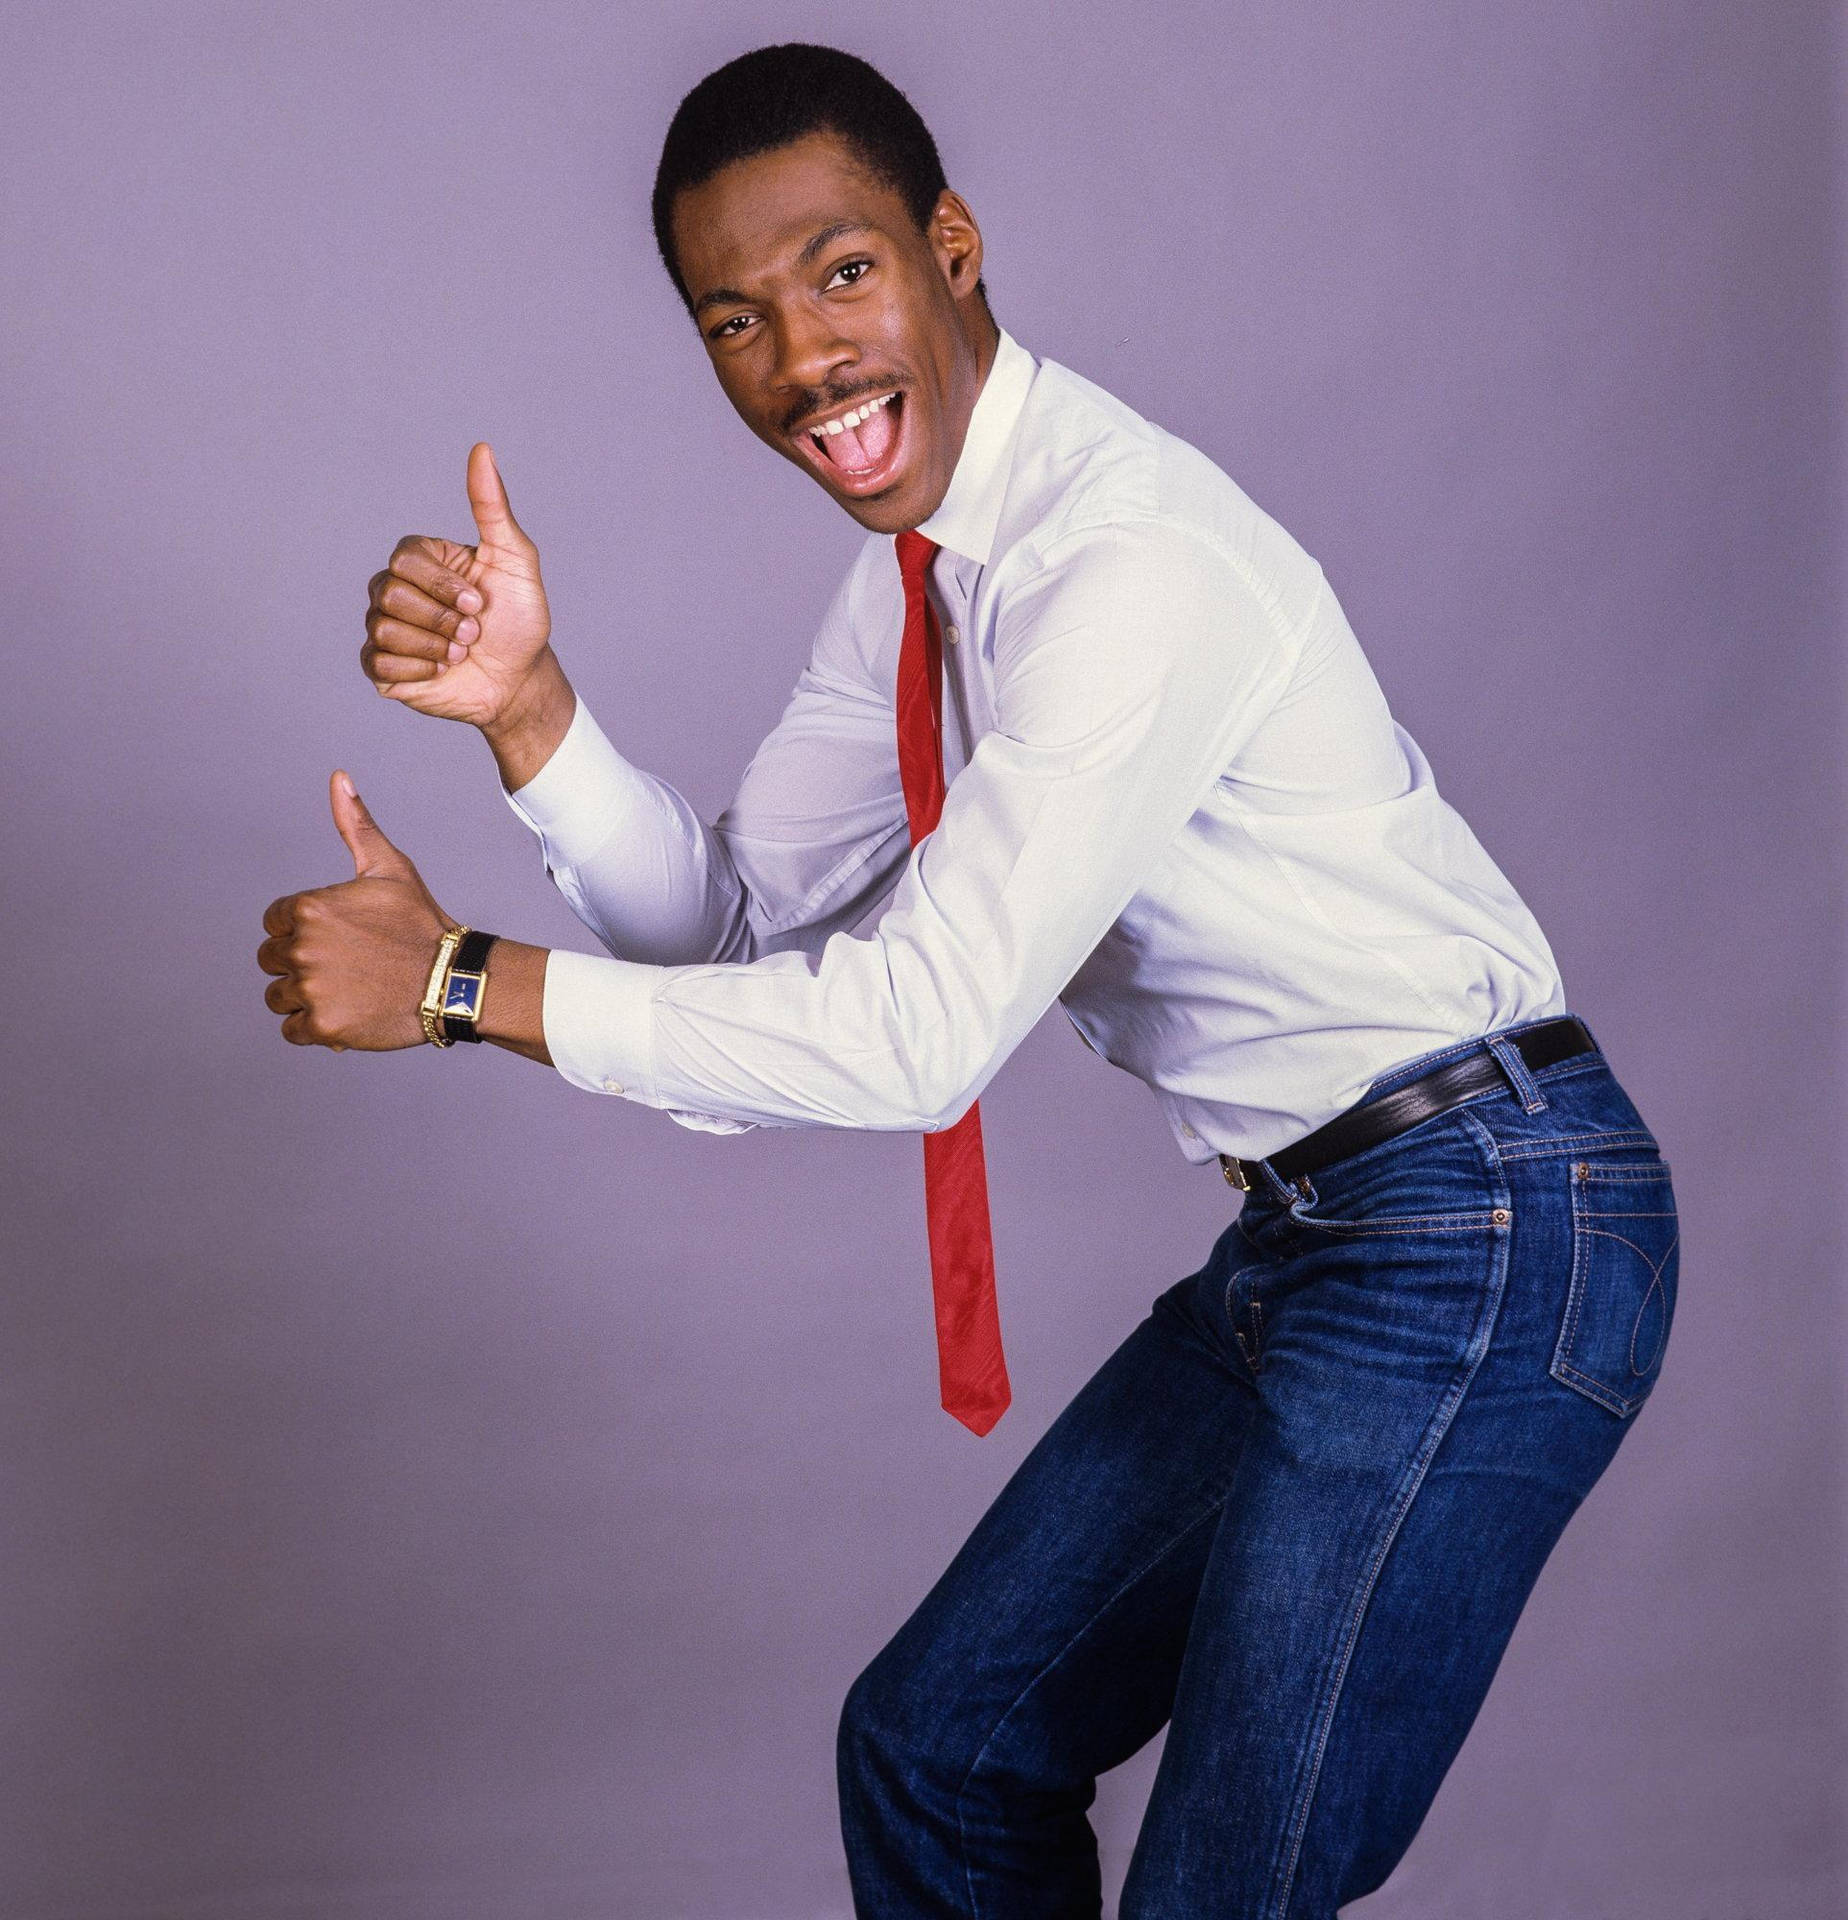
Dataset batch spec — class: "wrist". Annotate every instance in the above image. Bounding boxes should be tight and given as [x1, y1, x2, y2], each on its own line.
[472, 938, 552, 1064]
[415, 929, 551, 1065]
[483, 649, 577, 792]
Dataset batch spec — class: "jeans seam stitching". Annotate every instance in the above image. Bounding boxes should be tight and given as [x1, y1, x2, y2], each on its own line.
[1497, 1130, 1656, 1161]
[1290, 1216, 1500, 1236]
[1266, 1107, 1512, 1918]
[1225, 1260, 1267, 1373]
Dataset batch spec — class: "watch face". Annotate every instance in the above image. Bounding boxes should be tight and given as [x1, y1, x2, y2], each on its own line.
[442, 972, 483, 1020]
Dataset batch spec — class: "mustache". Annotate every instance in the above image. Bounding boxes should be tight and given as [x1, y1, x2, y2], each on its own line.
[780, 378, 905, 436]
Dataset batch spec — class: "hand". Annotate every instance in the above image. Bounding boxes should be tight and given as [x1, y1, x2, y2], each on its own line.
[259, 772, 456, 1051]
[361, 443, 556, 729]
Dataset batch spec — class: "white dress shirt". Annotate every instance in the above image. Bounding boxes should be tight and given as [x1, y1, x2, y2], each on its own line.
[505, 328, 1565, 1164]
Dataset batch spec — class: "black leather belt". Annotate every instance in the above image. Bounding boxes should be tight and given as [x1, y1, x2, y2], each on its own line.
[1219, 1016, 1597, 1192]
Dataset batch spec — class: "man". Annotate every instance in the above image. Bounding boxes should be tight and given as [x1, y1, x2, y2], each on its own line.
[259, 42, 1679, 1919]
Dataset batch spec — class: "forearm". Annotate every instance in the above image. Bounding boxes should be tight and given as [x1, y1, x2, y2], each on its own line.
[476, 938, 553, 1065]
[499, 691, 759, 967]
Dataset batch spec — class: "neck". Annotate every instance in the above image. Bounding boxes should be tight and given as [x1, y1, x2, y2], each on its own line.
[963, 302, 1001, 388]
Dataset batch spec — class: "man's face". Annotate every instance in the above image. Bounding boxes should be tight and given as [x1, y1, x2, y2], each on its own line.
[670, 130, 995, 535]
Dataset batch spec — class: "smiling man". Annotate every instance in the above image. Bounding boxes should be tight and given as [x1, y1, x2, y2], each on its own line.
[259, 41, 1679, 1920]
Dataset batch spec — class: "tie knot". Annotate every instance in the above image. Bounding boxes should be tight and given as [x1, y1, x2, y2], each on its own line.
[895, 528, 939, 584]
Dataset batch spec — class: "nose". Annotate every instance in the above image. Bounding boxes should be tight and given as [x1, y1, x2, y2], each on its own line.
[770, 304, 858, 409]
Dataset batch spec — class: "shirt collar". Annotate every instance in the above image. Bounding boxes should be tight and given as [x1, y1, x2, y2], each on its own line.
[913, 327, 1037, 567]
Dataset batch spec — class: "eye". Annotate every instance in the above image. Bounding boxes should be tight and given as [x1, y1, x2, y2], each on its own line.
[708, 313, 755, 342]
[826, 257, 874, 289]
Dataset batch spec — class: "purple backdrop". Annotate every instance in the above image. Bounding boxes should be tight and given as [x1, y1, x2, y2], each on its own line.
[2, 3, 1841, 1915]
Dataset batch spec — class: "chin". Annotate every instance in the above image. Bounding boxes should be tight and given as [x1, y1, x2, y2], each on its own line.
[839, 484, 931, 534]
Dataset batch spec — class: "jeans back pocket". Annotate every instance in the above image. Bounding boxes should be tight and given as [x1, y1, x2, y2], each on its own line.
[1551, 1156, 1679, 1417]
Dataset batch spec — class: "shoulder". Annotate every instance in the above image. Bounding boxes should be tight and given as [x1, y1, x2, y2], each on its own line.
[995, 357, 1325, 644]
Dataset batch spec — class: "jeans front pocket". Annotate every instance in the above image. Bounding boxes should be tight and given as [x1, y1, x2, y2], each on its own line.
[1282, 1110, 1501, 1238]
[1551, 1155, 1679, 1417]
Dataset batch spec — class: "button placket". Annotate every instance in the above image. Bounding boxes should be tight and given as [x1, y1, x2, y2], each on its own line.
[938, 582, 977, 779]
[954, 562, 996, 739]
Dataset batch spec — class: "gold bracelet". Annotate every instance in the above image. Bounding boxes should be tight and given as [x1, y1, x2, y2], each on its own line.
[419, 925, 468, 1047]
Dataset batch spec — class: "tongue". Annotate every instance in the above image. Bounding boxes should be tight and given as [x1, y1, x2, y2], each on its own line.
[832, 401, 896, 472]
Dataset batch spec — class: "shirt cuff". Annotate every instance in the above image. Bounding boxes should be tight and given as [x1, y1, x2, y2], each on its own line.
[503, 694, 658, 872]
[542, 947, 665, 1099]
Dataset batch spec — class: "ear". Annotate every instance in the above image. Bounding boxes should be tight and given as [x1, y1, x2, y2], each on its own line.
[929, 189, 985, 301]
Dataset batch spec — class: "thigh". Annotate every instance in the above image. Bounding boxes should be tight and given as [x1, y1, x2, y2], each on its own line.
[1121, 1081, 1677, 1919]
[845, 1242, 1264, 1791]
[1123, 1110, 1514, 1917]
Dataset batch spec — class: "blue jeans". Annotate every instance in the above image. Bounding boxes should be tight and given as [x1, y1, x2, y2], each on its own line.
[837, 1019, 1678, 1918]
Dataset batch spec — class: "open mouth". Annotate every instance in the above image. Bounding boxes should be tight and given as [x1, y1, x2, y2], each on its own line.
[792, 388, 907, 496]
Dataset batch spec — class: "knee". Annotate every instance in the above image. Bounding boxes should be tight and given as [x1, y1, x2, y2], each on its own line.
[837, 1653, 914, 1786]
[839, 1643, 1103, 1905]
[837, 1644, 967, 1801]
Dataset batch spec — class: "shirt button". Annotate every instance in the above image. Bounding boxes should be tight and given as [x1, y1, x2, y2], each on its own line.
[602, 1078, 624, 1094]
[1180, 1122, 1198, 1140]
[944, 622, 960, 645]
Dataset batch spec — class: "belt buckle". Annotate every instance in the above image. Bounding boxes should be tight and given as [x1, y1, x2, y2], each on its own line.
[1219, 1155, 1252, 1192]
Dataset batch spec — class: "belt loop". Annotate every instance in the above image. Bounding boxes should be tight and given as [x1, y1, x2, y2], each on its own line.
[1254, 1158, 1299, 1205]
[1485, 1033, 1547, 1113]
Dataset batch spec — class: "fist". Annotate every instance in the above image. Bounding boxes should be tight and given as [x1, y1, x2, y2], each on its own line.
[259, 773, 455, 1051]
[361, 442, 553, 728]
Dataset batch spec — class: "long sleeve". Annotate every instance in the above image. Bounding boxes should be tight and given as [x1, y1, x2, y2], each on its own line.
[505, 540, 913, 971]
[534, 518, 1301, 1131]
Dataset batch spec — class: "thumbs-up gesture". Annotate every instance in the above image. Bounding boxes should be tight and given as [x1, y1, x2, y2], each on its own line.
[258, 772, 456, 1051]
[361, 443, 554, 728]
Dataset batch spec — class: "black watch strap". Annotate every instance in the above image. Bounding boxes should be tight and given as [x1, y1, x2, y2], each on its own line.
[440, 929, 498, 1043]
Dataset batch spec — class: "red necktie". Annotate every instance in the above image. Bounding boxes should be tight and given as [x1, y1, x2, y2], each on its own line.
[893, 530, 1012, 1437]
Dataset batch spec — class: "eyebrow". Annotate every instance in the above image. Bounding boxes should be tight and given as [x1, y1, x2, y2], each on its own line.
[690, 220, 876, 320]
[797, 219, 873, 266]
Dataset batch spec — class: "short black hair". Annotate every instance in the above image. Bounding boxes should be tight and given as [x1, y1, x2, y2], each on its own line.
[651, 42, 988, 317]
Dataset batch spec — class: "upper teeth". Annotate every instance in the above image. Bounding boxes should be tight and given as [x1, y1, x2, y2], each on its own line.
[814, 392, 896, 437]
